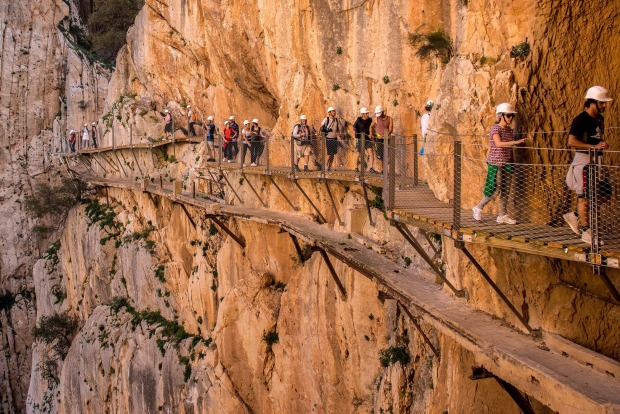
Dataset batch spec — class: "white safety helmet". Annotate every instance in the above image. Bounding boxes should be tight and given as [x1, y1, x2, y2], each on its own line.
[207, 116, 214, 121]
[327, 106, 335, 113]
[495, 103, 517, 114]
[92, 122, 96, 125]
[374, 105, 384, 114]
[165, 109, 169, 113]
[229, 116, 235, 121]
[224, 120, 230, 125]
[84, 124, 87, 127]
[300, 115, 307, 120]
[187, 105, 191, 109]
[426, 100, 434, 106]
[585, 86, 613, 102]
[252, 118, 259, 124]
[360, 107, 369, 114]
[70, 130, 75, 134]
[244, 120, 250, 125]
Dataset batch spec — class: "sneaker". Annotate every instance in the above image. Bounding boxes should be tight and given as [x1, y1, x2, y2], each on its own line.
[303, 165, 308, 171]
[251, 163, 257, 166]
[581, 229, 592, 245]
[563, 212, 580, 235]
[472, 206, 482, 221]
[369, 168, 377, 173]
[496, 215, 517, 225]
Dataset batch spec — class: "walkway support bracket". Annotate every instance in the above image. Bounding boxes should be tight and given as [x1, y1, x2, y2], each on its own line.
[317, 248, 346, 298]
[455, 242, 538, 335]
[269, 176, 299, 211]
[469, 367, 535, 414]
[323, 180, 343, 226]
[289, 233, 305, 263]
[393, 221, 464, 297]
[293, 180, 327, 224]
[207, 215, 246, 248]
[176, 202, 197, 229]
[242, 173, 267, 207]
[593, 265, 620, 302]
[398, 302, 440, 359]
[220, 171, 244, 204]
[361, 182, 375, 227]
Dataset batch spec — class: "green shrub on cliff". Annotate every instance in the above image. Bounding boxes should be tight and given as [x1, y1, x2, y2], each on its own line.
[87, 0, 145, 64]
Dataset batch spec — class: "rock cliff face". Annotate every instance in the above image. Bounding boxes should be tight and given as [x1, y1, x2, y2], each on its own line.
[2, 0, 619, 412]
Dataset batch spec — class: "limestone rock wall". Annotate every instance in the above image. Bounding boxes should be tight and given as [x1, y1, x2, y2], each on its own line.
[0, 0, 108, 411]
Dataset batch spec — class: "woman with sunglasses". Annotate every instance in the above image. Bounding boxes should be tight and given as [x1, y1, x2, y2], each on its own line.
[472, 103, 526, 224]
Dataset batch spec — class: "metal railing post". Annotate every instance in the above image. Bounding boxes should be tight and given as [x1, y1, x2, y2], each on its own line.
[265, 135, 270, 174]
[112, 126, 115, 150]
[322, 133, 326, 175]
[413, 134, 419, 186]
[397, 136, 406, 189]
[453, 140, 462, 232]
[291, 135, 295, 176]
[172, 118, 176, 157]
[360, 133, 366, 182]
[589, 149, 600, 255]
[218, 132, 222, 167]
[383, 133, 395, 211]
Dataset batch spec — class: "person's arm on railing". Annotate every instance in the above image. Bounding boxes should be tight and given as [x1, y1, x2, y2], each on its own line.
[492, 133, 526, 147]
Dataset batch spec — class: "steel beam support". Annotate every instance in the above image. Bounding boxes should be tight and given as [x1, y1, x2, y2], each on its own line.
[317, 248, 346, 298]
[293, 180, 327, 224]
[360, 182, 375, 226]
[242, 173, 267, 207]
[393, 221, 464, 297]
[269, 176, 299, 211]
[398, 302, 440, 359]
[207, 215, 246, 248]
[220, 171, 244, 204]
[100, 153, 120, 172]
[456, 243, 536, 335]
[113, 151, 128, 177]
[593, 266, 620, 302]
[288, 233, 305, 263]
[469, 367, 535, 414]
[175, 202, 196, 229]
[323, 179, 343, 226]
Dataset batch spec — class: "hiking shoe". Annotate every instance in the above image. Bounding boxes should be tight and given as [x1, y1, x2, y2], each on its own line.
[369, 168, 377, 173]
[303, 165, 308, 171]
[250, 163, 257, 166]
[472, 206, 482, 221]
[581, 229, 592, 245]
[496, 215, 517, 225]
[563, 212, 580, 235]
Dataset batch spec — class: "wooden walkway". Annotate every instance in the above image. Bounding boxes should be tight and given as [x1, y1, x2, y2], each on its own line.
[392, 184, 620, 263]
[83, 175, 620, 414]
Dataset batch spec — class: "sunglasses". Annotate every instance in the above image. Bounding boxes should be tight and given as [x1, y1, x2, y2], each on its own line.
[504, 114, 515, 119]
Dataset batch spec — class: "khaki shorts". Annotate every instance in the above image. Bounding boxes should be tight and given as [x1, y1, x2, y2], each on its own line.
[295, 143, 312, 158]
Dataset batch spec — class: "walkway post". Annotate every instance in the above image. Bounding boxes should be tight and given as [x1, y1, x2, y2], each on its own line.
[413, 134, 419, 186]
[265, 135, 270, 174]
[172, 117, 176, 158]
[218, 132, 222, 168]
[590, 149, 601, 255]
[383, 133, 395, 211]
[290, 135, 295, 176]
[453, 140, 462, 232]
[360, 133, 366, 183]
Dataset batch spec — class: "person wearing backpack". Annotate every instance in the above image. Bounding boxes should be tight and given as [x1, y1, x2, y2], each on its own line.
[91, 122, 98, 148]
[68, 130, 77, 153]
[187, 105, 197, 137]
[204, 116, 216, 162]
[321, 107, 343, 171]
[353, 107, 375, 173]
[293, 115, 315, 171]
[249, 119, 266, 166]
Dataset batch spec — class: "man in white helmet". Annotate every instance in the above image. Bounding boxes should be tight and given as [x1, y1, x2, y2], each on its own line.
[353, 107, 375, 173]
[370, 105, 393, 173]
[321, 107, 344, 171]
[187, 105, 197, 137]
[292, 115, 316, 171]
[419, 100, 433, 155]
[204, 115, 216, 162]
[564, 86, 613, 245]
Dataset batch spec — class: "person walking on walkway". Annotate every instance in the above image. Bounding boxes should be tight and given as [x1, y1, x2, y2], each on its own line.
[353, 107, 375, 173]
[82, 124, 90, 150]
[419, 100, 433, 155]
[204, 116, 216, 161]
[564, 86, 613, 244]
[164, 109, 173, 139]
[69, 130, 77, 153]
[472, 103, 526, 224]
[228, 116, 239, 162]
[293, 115, 315, 171]
[187, 105, 197, 137]
[321, 107, 343, 171]
[241, 120, 252, 166]
[91, 122, 98, 148]
[250, 118, 266, 166]
[370, 105, 392, 173]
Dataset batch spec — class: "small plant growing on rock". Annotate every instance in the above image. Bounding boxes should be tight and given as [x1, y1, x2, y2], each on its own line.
[379, 346, 411, 367]
[409, 29, 454, 64]
[33, 312, 78, 360]
[510, 38, 531, 59]
[332, 84, 341, 91]
[263, 331, 279, 345]
[382, 76, 390, 84]
[336, 46, 342, 55]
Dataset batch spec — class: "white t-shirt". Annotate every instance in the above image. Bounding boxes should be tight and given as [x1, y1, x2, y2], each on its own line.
[420, 112, 430, 139]
[82, 128, 89, 140]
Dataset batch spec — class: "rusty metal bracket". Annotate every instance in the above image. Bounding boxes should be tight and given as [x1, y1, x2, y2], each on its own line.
[207, 215, 246, 248]
[241, 173, 267, 207]
[323, 180, 343, 226]
[113, 151, 128, 177]
[469, 367, 535, 414]
[269, 176, 299, 211]
[398, 302, 440, 359]
[175, 202, 196, 229]
[360, 182, 375, 227]
[317, 248, 346, 298]
[100, 153, 120, 172]
[456, 245, 536, 335]
[593, 265, 620, 302]
[89, 154, 109, 174]
[293, 180, 327, 224]
[289, 233, 306, 263]
[393, 221, 464, 297]
[220, 171, 244, 204]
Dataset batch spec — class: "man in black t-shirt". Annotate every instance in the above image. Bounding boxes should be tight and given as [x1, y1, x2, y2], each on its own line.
[564, 86, 613, 245]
